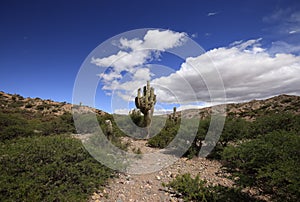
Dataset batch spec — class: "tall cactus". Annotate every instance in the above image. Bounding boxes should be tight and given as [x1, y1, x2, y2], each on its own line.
[135, 81, 156, 137]
[169, 106, 179, 123]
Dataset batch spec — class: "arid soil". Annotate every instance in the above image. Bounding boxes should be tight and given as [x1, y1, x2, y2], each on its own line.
[89, 137, 234, 202]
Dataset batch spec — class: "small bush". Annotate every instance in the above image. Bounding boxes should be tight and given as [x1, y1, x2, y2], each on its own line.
[164, 173, 261, 202]
[25, 103, 33, 108]
[164, 173, 213, 201]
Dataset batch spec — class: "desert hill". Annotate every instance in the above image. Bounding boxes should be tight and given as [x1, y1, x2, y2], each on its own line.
[0, 91, 300, 120]
[0, 91, 107, 117]
[179, 94, 300, 120]
[1, 91, 300, 120]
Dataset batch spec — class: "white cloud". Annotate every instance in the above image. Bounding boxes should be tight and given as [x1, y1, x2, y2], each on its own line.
[133, 68, 153, 80]
[94, 29, 300, 112]
[230, 38, 263, 52]
[263, 9, 300, 37]
[191, 33, 198, 38]
[152, 39, 300, 105]
[269, 41, 300, 55]
[207, 12, 218, 17]
[143, 30, 187, 51]
[92, 29, 188, 96]
[177, 104, 207, 111]
[113, 108, 130, 115]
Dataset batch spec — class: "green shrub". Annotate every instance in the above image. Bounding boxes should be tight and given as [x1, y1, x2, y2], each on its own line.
[164, 173, 261, 202]
[1, 125, 33, 140]
[248, 112, 295, 138]
[0, 135, 113, 202]
[148, 119, 180, 148]
[25, 103, 33, 108]
[222, 131, 300, 201]
[0, 112, 34, 141]
[164, 173, 213, 201]
[41, 112, 76, 135]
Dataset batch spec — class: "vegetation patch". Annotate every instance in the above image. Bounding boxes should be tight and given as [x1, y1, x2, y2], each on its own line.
[164, 173, 262, 202]
[0, 135, 113, 202]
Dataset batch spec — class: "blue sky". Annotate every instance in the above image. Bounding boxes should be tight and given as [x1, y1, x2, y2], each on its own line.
[1, 0, 300, 113]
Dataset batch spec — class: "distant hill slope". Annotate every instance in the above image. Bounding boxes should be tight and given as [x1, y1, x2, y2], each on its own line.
[0, 91, 107, 117]
[175, 94, 300, 120]
[1, 91, 299, 120]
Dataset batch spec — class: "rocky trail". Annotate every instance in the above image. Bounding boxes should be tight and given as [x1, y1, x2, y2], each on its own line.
[88, 137, 236, 202]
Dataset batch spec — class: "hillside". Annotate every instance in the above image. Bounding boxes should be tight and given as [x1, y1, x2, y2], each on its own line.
[179, 94, 300, 120]
[0, 91, 107, 117]
[1, 91, 299, 121]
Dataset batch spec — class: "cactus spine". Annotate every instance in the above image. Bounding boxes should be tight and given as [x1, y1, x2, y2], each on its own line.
[135, 81, 156, 137]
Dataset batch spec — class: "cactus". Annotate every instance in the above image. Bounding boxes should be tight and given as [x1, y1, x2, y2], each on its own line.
[169, 106, 180, 123]
[135, 81, 156, 137]
[105, 120, 113, 140]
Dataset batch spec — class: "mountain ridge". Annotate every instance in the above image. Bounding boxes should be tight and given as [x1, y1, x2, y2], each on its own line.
[1, 91, 299, 120]
[0, 91, 107, 117]
[167, 94, 300, 120]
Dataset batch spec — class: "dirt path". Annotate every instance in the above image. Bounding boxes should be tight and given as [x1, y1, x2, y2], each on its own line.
[88, 137, 234, 202]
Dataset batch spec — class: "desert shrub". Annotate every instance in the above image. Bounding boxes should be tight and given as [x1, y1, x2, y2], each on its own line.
[164, 173, 261, 202]
[0, 112, 35, 141]
[41, 112, 76, 135]
[219, 118, 249, 146]
[129, 110, 143, 127]
[1, 125, 33, 140]
[147, 119, 180, 148]
[0, 111, 76, 139]
[52, 108, 58, 112]
[8, 100, 24, 108]
[164, 173, 213, 201]
[222, 131, 300, 201]
[36, 104, 46, 110]
[25, 103, 33, 108]
[248, 112, 295, 138]
[0, 135, 113, 202]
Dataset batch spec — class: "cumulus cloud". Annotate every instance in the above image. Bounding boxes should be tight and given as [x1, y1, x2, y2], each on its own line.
[92, 29, 300, 112]
[91, 29, 188, 96]
[153, 39, 300, 105]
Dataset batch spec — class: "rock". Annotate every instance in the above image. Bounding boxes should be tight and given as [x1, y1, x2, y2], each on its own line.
[171, 173, 177, 178]
[92, 193, 100, 200]
[118, 194, 126, 201]
[156, 176, 161, 180]
[170, 197, 176, 202]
